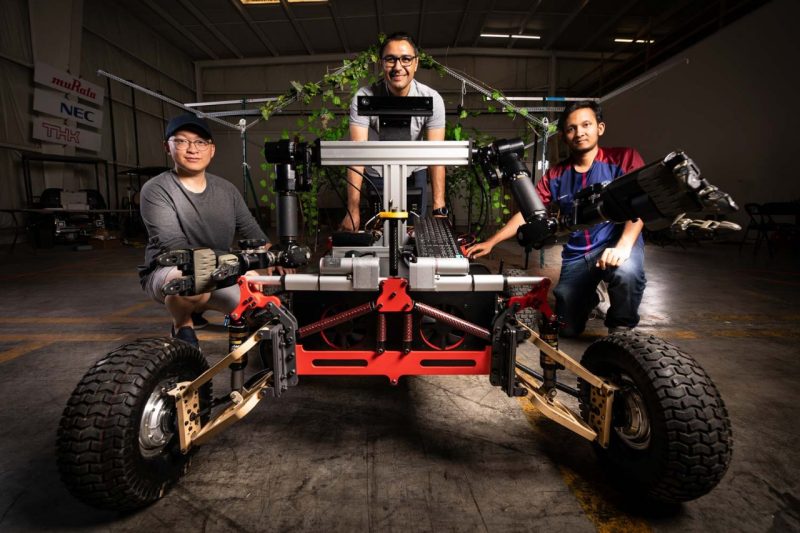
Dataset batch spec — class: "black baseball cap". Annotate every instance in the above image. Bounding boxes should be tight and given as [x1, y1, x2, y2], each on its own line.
[164, 113, 213, 140]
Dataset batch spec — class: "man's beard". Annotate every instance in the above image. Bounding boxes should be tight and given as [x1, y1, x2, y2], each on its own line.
[570, 141, 596, 155]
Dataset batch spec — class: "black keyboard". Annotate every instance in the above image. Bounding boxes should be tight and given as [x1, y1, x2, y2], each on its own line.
[415, 217, 462, 258]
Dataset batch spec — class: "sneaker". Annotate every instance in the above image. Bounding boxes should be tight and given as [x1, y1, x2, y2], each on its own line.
[171, 325, 200, 348]
[608, 326, 634, 335]
[191, 312, 209, 329]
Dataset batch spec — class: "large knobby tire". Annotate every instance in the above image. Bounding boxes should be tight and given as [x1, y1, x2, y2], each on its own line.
[57, 338, 211, 511]
[578, 332, 732, 503]
[504, 268, 538, 331]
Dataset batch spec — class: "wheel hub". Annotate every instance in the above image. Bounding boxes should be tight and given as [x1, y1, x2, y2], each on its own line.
[613, 375, 651, 450]
[139, 379, 177, 457]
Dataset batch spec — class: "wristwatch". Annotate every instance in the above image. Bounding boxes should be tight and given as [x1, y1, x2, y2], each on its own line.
[432, 207, 449, 217]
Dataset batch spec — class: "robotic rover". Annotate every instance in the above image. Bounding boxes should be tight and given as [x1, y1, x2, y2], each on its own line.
[57, 103, 736, 511]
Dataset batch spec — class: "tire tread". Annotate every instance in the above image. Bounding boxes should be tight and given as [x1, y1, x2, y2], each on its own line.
[580, 332, 732, 503]
[57, 338, 209, 511]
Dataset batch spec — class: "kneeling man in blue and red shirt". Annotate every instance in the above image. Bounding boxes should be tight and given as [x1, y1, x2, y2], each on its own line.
[467, 101, 646, 337]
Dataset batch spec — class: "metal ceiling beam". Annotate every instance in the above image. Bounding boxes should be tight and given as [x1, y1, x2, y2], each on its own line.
[568, 0, 694, 91]
[417, 0, 426, 47]
[228, 0, 279, 56]
[543, 0, 591, 50]
[451, 0, 471, 47]
[279, 0, 313, 54]
[595, 0, 734, 94]
[375, 0, 383, 36]
[327, 1, 350, 53]
[508, 0, 543, 48]
[577, 0, 640, 51]
[194, 47, 631, 70]
[177, 0, 243, 59]
[141, 0, 219, 60]
[472, 0, 497, 47]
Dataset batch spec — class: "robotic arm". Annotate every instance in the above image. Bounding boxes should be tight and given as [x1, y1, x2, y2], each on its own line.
[157, 139, 317, 297]
[473, 139, 738, 249]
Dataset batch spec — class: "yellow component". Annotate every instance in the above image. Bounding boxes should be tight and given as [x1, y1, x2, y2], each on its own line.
[378, 211, 408, 219]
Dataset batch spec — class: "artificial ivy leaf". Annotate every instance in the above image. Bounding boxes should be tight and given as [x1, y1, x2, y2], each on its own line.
[259, 179, 267, 188]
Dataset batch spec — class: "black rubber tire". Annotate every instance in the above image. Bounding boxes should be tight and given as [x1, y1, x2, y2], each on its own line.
[504, 268, 538, 330]
[57, 338, 211, 511]
[579, 332, 732, 503]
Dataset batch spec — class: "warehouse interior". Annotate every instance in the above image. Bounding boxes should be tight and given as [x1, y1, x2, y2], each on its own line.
[1, 0, 799, 531]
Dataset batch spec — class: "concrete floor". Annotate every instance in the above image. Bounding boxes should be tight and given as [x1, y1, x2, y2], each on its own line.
[0, 238, 798, 532]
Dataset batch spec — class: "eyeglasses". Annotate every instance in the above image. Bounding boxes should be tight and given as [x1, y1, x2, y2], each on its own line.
[382, 55, 417, 67]
[170, 138, 212, 151]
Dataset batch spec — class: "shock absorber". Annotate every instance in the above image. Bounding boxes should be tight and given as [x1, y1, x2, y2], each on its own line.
[538, 314, 561, 398]
[402, 312, 413, 354]
[376, 313, 387, 354]
[228, 316, 249, 392]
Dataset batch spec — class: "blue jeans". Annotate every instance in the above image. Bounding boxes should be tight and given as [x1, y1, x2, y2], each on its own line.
[553, 244, 646, 337]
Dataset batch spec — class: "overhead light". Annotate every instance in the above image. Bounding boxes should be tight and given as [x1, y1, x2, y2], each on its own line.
[239, 0, 328, 4]
[614, 38, 655, 44]
[481, 33, 541, 40]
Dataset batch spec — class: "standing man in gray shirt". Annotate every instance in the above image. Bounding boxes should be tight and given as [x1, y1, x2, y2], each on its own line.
[139, 114, 271, 348]
[341, 32, 448, 231]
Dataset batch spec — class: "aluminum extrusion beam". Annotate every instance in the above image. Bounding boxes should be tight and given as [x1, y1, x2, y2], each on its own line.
[318, 141, 472, 167]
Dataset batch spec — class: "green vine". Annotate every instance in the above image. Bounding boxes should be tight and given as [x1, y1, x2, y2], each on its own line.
[259, 35, 527, 239]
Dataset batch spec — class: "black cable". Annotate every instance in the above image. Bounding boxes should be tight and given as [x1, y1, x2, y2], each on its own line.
[470, 166, 488, 235]
[480, 175, 490, 232]
[346, 166, 383, 207]
[323, 168, 357, 231]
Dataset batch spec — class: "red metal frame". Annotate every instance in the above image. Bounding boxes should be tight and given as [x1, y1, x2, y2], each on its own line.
[235, 274, 554, 384]
[294, 346, 492, 385]
[507, 279, 554, 318]
[292, 277, 494, 383]
[230, 276, 282, 321]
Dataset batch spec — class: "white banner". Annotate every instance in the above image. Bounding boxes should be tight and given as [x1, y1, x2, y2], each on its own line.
[33, 62, 104, 105]
[33, 88, 104, 128]
[32, 117, 102, 152]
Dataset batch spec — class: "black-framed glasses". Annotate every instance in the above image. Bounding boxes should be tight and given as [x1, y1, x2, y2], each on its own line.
[382, 55, 417, 67]
[170, 138, 213, 151]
